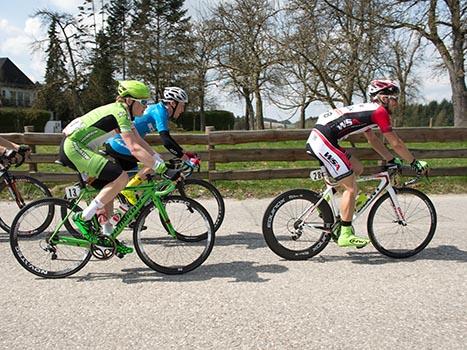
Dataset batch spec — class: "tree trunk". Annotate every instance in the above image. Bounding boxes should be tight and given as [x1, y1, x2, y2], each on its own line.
[299, 104, 306, 129]
[451, 77, 467, 127]
[254, 88, 264, 130]
[246, 95, 255, 130]
[200, 93, 206, 131]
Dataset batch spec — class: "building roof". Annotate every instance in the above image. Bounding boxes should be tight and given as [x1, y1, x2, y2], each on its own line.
[0, 57, 35, 88]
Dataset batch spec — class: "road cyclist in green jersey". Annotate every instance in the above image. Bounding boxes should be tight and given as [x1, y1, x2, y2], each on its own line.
[58, 80, 180, 255]
[105, 86, 195, 205]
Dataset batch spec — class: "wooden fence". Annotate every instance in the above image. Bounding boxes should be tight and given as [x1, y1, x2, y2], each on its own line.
[1, 126, 466, 182]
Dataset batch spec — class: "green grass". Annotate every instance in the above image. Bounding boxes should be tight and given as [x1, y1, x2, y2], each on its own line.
[23, 140, 467, 198]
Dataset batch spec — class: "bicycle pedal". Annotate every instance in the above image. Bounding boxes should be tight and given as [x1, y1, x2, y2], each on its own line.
[116, 253, 125, 259]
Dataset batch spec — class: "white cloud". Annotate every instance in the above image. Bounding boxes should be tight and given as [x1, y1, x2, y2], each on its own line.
[0, 16, 47, 82]
[48, 0, 81, 13]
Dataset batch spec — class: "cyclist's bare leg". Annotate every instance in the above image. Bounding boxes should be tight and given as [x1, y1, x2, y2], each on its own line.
[349, 156, 363, 177]
[337, 173, 370, 247]
[338, 174, 357, 222]
[95, 172, 129, 205]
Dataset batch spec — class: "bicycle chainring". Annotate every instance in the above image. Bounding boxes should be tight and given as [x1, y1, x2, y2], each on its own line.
[91, 234, 116, 260]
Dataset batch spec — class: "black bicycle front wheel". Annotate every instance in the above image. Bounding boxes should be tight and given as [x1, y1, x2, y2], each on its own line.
[367, 187, 437, 258]
[175, 178, 225, 232]
[0, 175, 52, 233]
[133, 196, 215, 275]
[10, 198, 92, 278]
[262, 189, 334, 260]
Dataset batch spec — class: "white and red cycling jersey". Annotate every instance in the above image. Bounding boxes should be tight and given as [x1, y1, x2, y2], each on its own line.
[306, 103, 393, 180]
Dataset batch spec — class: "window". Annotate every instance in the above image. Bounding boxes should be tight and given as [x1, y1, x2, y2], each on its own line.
[18, 91, 24, 106]
[24, 92, 31, 106]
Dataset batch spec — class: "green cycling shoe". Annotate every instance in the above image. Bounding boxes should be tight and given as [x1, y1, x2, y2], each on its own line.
[116, 240, 134, 255]
[72, 212, 98, 243]
[337, 226, 370, 248]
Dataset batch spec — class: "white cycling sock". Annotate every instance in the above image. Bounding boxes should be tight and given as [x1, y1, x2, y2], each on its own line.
[82, 199, 104, 221]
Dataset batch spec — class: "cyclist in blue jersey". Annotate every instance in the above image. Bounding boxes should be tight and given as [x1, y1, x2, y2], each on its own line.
[105, 86, 195, 204]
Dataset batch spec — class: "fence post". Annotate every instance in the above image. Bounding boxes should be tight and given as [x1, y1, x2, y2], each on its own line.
[23, 125, 37, 172]
[205, 126, 215, 181]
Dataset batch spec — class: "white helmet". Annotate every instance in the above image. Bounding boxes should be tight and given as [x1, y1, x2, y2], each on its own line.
[368, 79, 400, 100]
[163, 87, 188, 103]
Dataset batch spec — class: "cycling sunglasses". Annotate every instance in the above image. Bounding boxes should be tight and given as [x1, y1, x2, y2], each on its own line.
[131, 98, 149, 106]
[380, 94, 399, 101]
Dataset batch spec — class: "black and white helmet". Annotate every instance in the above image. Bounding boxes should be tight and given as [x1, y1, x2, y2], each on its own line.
[367, 80, 400, 99]
[163, 87, 188, 103]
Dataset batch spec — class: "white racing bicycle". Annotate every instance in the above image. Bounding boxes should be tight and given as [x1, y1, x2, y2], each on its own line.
[262, 164, 437, 259]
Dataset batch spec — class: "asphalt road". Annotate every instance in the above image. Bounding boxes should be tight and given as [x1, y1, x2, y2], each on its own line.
[0, 194, 466, 349]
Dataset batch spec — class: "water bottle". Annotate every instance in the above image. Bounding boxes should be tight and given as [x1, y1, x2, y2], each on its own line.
[109, 204, 129, 225]
[355, 193, 368, 211]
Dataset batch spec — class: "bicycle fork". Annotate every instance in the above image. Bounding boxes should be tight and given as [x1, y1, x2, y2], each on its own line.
[153, 196, 178, 238]
[386, 187, 407, 225]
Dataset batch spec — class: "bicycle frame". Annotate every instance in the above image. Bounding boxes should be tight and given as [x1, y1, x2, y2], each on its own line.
[0, 169, 26, 207]
[299, 167, 409, 232]
[50, 179, 177, 249]
[324, 170, 406, 224]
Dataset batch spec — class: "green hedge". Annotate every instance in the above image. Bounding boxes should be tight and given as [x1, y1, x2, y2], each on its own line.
[178, 110, 235, 131]
[0, 107, 51, 132]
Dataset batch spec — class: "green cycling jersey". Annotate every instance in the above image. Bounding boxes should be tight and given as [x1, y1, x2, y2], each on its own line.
[63, 102, 133, 150]
[61, 102, 134, 178]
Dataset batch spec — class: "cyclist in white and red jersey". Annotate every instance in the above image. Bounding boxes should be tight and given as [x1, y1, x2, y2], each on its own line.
[306, 79, 429, 248]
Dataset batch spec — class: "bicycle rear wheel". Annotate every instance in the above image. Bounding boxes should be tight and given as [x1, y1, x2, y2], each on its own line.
[175, 179, 225, 232]
[0, 175, 51, 233]
[367, 187, 437, 258]
[10, 198, 92, 278]
[262, 189, 334, 260]
[133, 196, 215, 274]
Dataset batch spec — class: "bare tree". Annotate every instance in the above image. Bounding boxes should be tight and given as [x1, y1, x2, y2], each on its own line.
[325, 0, 466, 126]
[387, 0, 466, 126]
[188, 19, 220, 131]
[273, 0, 387, 119]
[212, 0, 281, 129]
[34, 9, 86, 115]
[384, 30, 424, 126]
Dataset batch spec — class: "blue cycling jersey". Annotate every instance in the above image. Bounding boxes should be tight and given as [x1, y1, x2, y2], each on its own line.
[106, 102, 169, 156]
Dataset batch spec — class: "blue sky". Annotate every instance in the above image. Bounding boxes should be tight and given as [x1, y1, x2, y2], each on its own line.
[0, 0, 453, 121]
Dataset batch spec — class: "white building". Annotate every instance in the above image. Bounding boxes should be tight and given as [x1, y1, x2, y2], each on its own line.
[0, 57, 37, 107]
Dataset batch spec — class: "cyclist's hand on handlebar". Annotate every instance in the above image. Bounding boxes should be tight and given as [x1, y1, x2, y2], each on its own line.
[185, 157, 200, 169]
[17, 144, 31, 156]
[387, 157, 403, 169]
[153, 161, 168, 175]
[411, 159, 429, 174]
[183, 151, 199, 160]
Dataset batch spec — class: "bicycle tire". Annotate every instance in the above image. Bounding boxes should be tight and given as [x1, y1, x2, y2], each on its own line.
[133, 195, 215, 275]
[367, 187, 437, 258]
[262, 189, 334, 260]
[175, 178, 225, 232]
[10, 198, 92, 278]
[0, 175, 52, 233]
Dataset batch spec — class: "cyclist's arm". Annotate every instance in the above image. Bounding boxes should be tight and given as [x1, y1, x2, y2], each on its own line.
[382, 131, 415, 163]
[121, 130, 157, 168]
[0, 136, 19, 151]
[159, 130, 184, 158]
[364, 129, 394, 161]
[133, 126, 155, 155]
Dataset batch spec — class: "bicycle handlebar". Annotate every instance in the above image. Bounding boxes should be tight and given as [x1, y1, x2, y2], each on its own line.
[384, 164, 429, 186]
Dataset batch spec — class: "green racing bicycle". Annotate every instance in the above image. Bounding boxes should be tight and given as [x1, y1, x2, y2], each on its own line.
[10, 174, 215, 278]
